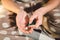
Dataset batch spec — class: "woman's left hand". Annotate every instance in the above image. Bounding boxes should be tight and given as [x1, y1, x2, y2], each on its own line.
[29, 8, 45, 29]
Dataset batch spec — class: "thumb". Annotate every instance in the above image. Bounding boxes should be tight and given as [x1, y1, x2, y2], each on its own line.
[29, 15, 37, 24]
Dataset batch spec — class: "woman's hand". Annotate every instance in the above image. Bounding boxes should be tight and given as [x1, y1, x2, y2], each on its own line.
[16, 10, 34, 34]
[29, 8, 45, 29]
[16, 10, 29, 34]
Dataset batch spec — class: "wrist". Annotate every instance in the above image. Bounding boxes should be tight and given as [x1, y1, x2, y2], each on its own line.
[16, 9, 24, 14]
[38, 7, 48, 15]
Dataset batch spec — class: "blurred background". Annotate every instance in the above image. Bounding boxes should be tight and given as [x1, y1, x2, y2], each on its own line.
[0, 0, 60, 40]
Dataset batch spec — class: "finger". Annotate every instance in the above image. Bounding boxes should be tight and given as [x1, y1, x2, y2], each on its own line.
[16, 20, 25, 28]
[29, 14, 37, 24]
[35, 17, 42, 28]
[27, 25, 34, 33]
[29, 25, 35, 29]
[16, 16, 26, 28]
[29, 27, 33, 33]
[29, 29, 33, 34]
[18, 26, 30, 34]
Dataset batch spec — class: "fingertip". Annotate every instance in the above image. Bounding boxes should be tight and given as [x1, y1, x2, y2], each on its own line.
[29, 21, 32, 24]
[29, 19, 33, 24]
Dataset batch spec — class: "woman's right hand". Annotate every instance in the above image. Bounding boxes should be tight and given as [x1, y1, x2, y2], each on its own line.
[16, 10, 29, 34]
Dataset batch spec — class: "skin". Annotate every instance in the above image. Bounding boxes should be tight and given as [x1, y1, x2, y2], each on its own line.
[29, 0, 60, 28]
[1, 0, 60, 34]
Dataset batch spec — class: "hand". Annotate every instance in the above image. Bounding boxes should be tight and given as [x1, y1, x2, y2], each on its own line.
[16, 10, 29, 34]
[25, 25, 35, 34]
[16, 10, 34, 34]
[29, 9, 44, 29]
